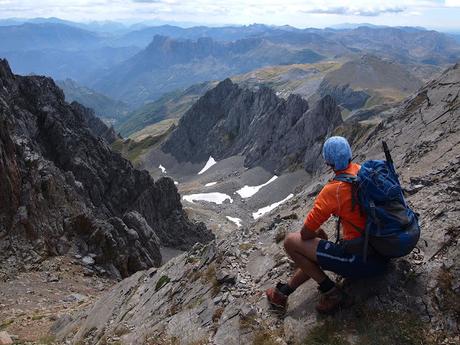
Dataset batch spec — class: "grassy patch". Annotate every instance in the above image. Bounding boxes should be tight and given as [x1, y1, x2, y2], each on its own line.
[204, 264, 221, 297]
[38, 335, 57, 345]
[303, 319, 351, 345]
[186, 296, 204, 310]
[31, 314, 45, 321]
[239, 314, 283, 345]
[186, 264, 221, 296]
[147, 336, 207, 345]
[239, 313, 258, 330]
[111, 123, 174, 164]
[239, 242, 253, 251]
[303, 306, 436, 345]
[155, 275, 171, 292]
[0, 319, 14, 330]
[252, 329, 283, 345]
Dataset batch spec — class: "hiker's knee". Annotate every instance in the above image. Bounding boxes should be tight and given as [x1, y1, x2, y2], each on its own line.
[284, 232, 300, 253]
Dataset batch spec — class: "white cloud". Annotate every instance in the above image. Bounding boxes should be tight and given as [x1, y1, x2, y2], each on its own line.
[445, 0, 460, 6]
[0, 0, 458, 29]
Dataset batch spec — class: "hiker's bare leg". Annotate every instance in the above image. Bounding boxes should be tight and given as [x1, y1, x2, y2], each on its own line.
[288, 268, 310, 289]
[284, 232, 328, 283]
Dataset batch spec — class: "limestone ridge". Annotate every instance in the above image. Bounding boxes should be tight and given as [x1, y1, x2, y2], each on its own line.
[69, 101, 120, 144]
[162, 78, 342, 173]
[56, 64, 460, 344]
[0, 59, 214, 278]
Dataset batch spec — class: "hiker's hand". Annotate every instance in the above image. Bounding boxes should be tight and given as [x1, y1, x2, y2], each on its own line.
[300, 225, 316, 241]
[316, 228, 328, 240]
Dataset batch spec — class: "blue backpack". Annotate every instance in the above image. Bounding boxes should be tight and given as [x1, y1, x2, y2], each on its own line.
[334, 142, 420, 261]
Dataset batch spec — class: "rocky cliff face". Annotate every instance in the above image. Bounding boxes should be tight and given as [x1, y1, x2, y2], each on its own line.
[163, 79, 342, 173]
[0, 59, 213, 278]
[70, 101, 119, 144]
[56, 64, 459, 344]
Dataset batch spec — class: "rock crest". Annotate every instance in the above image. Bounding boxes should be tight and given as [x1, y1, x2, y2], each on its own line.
[0, 58, 214, 278]
[163, 79, 342, 173]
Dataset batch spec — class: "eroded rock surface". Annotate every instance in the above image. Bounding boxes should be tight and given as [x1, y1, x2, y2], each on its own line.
[0, 59, 214, 278]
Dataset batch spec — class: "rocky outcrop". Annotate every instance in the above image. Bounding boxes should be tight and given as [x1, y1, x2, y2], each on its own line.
[70, 101, 119, 143]
[56, 64, 460, 344]
[318, 81, 370, 111]
[64, 211, 162, 278]
[0, 58, 213, 278]
[162, 79, 342, 173]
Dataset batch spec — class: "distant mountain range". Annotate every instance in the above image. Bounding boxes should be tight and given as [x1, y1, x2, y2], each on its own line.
[1, 21, 459, 93]
[56, 79, 130, 124]
[90, 26, 459, 106]
[1, 19, 459, 125]
[113, 54, 427, 140]
[0, 23, 103, 51]
[92, 35, 326, 106]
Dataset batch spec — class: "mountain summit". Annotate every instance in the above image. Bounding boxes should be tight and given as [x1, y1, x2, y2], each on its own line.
[162, 79, 342, 173]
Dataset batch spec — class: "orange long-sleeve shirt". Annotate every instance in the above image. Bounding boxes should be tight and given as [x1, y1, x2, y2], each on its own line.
[304, 163, 365, 240]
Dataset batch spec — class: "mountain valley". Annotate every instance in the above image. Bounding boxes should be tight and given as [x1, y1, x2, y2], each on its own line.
[0, 17, 459, 345]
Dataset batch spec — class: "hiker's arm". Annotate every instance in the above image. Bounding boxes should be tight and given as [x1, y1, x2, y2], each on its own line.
[302, 187, 334, 241]
[300, 225, 328, 241]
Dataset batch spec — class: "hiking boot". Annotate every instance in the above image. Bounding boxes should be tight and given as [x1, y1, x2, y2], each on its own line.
[265, 286, 288, 309]
[315, 286, 351, 315]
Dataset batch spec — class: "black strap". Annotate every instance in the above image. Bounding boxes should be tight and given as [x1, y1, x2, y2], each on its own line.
[336, 217, 364, 244]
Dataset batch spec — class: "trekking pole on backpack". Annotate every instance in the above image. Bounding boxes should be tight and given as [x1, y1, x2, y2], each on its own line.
[382, 141, 399, 182]
[382, 141, 393, 166]
[382, 141, 396, 171]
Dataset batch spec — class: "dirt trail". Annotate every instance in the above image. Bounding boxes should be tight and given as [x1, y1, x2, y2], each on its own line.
[0, 257, 115, 343]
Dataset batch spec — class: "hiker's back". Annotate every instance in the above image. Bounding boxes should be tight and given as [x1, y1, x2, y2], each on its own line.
[309, 162, 366, 241]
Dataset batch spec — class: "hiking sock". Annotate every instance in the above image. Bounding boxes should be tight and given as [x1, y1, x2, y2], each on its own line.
[276, 282, 295, 296]
[318, 277, 335, 293]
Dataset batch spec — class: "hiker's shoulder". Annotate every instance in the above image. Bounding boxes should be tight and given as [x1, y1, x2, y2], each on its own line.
[318, 180, 339, 199]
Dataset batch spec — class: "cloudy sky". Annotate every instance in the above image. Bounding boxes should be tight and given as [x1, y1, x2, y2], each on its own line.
[1, 0, 460, 30]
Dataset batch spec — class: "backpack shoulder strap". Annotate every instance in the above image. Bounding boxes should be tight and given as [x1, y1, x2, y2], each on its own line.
[334, 173, 360, 212]
[333, 173, 358, 183]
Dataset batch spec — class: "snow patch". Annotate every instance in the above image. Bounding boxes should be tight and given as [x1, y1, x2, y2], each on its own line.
[252, 194, 294, 220]
[205, 182, 217, 187]
[182, 192, 233, 205]
[236, 175, 278, 198]
[159, 164, 166, 173]
[226, 216, 242, 228]
[198, 156, 217, 175]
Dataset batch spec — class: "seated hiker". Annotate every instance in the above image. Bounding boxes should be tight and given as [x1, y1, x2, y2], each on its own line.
[266, 136, 389, 314]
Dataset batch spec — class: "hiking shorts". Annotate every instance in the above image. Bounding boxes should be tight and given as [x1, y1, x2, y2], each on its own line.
[316, 239, 389, 279]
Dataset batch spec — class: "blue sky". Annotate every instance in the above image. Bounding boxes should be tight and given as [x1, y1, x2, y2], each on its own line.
[1, 0, 460, 30]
